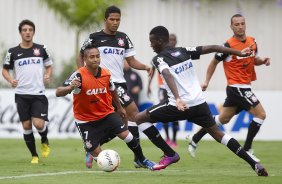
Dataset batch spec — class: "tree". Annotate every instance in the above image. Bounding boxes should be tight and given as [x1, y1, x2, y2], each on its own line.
[40, 0, 123, 59]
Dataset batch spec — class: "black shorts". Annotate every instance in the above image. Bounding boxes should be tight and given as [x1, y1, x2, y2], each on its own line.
[147, 102, 215, 128]
[75, 113, 127, 152]
[224, 86, 260, 114]
[15, 94, 49, 122]
[114, 83, 134, 107]
[159, 88, 169, 104]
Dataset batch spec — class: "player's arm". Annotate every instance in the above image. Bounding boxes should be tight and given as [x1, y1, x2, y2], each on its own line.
[56, 73, 81, 97]
[126, 56, 153, 79]
[200, 45, 251, 57]
[254, 56, 270, 66]
[147, 66, 156, 97]
[162, 69, 188, 111]
[202, 58, 220, 91]
[44, 65, 52, 85]
[2, 67, 18, 88]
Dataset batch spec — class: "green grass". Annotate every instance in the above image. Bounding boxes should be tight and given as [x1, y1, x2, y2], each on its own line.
[0, 139, 281, 184]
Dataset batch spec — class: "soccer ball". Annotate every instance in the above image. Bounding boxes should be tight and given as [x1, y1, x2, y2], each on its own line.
[97, 150, 120, 172]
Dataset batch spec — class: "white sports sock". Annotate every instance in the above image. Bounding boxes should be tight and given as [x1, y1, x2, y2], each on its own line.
[221, 134, 232, 146]
[138, 122, 153, 131]
[214, 115, 222, 126]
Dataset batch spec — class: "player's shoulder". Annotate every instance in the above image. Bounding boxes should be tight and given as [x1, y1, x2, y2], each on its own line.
[89, 30, 104, 38]
[8, 45, 21, 53]
[100, 67, 111, 76]
[246, 35, 255, 41]
[32, 43, 44, 48]
[116, 31, 127, 36]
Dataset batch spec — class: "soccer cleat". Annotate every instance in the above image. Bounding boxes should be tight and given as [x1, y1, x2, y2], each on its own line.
[133, 159, 147, 168]
[85, 152, 93, 169]
[142, 159, 166, 171]
[254, 163, 268, 176]
[170, 141, 178, 148]
[186, 134, 197, 158]
[41, 143, 51, 158]
[246, 149, 260, 162]
[31, 156, 39, 164]
[166, 139, 171, 145]
[159, 152, 180, 167]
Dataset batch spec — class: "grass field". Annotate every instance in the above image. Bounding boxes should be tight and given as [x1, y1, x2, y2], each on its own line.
[0, 139, 281, 184]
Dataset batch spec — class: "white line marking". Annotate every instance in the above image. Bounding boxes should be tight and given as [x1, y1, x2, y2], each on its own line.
[0, 170, 179, 180]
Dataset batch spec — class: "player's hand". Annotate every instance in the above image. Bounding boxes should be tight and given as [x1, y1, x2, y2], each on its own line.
[176, 98, 188, 111]
[70, 76, 81, 89]
[263, 57, 270, 66]
[201, 82, 209, 91]
[44, 74, 51, 85]
[10, 79, 18, 88]
[241, 45, 252, 57]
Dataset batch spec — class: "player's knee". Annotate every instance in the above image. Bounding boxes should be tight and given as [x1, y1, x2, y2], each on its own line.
[219, 117, 230, 124]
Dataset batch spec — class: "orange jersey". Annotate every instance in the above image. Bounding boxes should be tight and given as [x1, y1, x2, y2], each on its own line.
[73, 67, 114, 122]
[157, 73, 165, 89]
[219, 36, 257, 85]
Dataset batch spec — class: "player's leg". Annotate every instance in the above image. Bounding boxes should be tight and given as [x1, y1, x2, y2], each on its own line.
[159, 88, 171, 144]
[106, 113, 165, 171]
[117, 130, 165, 171]
[206, 124, 268, 176]
[15, 94, 39, 163]
[234, 88, 264, 162]
[163, 123, 171, 144]
[22, 120, 39, 163]
[170, 121, 179, 147]
[187, 106, 236, 157]
[75, 121, 101, 169]
[135, 104, 180, 168]
[31, 96, 50, 158]
[244, 103, 266, 156]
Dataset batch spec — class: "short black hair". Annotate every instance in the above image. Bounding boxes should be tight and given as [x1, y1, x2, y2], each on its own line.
[231, 14, 244, 24]
[105, 5, 121, 19]
[82, 43, 99, 57]
[18, 19, 35, 32]
[149, 26, 169, 42]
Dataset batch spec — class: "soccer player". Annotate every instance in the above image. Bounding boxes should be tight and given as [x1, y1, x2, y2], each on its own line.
[147, 33, 179, 147]
[56, 44, 165, 171]
[134, 25, 268, 176]
[187, 14, 270, 162]
[76, 5, 163, 168]
[2, 19, 52, 164]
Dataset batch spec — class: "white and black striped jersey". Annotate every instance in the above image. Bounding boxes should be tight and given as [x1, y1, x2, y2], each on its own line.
[152, 46, 206, 107]
[3, 43, 53, 95]
[80, 30, 136, 83]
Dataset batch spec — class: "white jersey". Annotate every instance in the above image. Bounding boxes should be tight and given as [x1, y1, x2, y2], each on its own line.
[3, 43, 53, 95]
[81, 30, 136, 83]
[152, 46, 205, 107]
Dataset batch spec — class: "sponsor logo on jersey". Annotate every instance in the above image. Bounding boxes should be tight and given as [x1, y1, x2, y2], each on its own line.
[175, 62, 193, 74]
[117, 38, 125, 46]
[86, 88, 107, 95]
[103, 48, 124, 55]
[18, 58, 41, 66]
[33, 48, 40, 56]
[236, 51, 255, 60]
